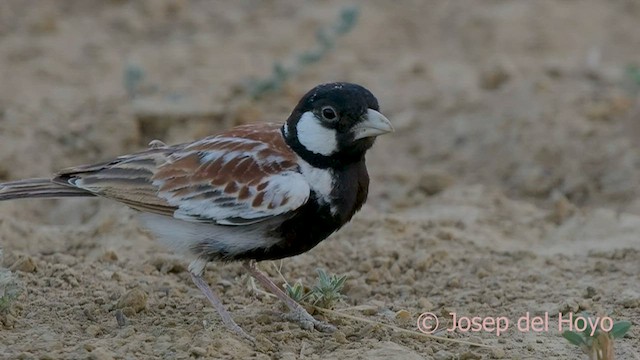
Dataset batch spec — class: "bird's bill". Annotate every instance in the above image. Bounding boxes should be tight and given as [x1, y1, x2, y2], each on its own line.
[352, 109, 394, 140]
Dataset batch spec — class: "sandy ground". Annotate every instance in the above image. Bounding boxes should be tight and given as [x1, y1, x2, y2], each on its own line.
[1, 1, 639, 359]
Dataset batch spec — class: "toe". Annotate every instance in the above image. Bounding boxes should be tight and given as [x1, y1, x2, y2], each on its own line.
[313, 320, 337, 333]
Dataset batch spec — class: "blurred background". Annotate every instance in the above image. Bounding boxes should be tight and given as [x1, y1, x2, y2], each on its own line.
[1, 1, 639, 359]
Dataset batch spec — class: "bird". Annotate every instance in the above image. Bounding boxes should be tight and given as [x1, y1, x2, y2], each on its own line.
[0, 82, 393, 340]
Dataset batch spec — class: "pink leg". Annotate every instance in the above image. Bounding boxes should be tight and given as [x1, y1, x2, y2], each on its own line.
[190, 272, 255, 341]
[243, 260, 336, 332]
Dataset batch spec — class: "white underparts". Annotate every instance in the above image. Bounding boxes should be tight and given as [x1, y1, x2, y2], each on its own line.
[295, 111, 338, 156]
[138, 213, 283, 259]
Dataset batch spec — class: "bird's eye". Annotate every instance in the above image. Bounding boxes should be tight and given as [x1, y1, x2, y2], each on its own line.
[321, 106, 337, 121]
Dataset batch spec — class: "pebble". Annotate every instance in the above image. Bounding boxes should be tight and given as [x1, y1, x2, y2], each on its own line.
[394, 309, 412, 323]
[115, 309, 127, 327]
[491, 348, 505, 359]
[619, 289, 640, 308]
[100, 250, 118, 263]
[86, 325, 102, 337]
[418, 297, 434, 311]
[356, 304, 378, 315]
[558, 298, 580, 314]
[10, 256, 36, 273]
[119, 327, 135, 338]
[190, 347, 207, 357]
[116, 287, 148, 314]
[418, 170, 454, 196]
[479, 63, 510, 90]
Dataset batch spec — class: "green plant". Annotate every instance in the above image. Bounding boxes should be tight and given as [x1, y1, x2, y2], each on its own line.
[626, 65, 640, 86]
[284, 280, 313, 304]
[246, 5, 360, 99]
[283, 268, 347, 309]
[0, 250, 21, 314]
[562, 313, 631, 360]
[309, 268, 347, 309]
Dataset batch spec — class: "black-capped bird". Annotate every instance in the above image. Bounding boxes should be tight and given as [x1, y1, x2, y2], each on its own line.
[0, 82, 393, 340]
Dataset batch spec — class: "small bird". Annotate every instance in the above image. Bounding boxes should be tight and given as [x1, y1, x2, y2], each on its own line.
[0, 82, 393, 340]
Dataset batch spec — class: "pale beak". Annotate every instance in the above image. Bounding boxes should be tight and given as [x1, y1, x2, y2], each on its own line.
[353, 109, 394, 140]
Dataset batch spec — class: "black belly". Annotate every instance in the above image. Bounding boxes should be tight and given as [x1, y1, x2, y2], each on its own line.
[221, 161, 369, 262]
[228, 199, 341, 261]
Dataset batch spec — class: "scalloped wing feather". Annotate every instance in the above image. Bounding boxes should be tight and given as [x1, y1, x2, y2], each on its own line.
[54, 123, 310, 225]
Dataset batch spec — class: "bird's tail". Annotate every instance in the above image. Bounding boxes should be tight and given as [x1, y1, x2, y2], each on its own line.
[0, 178, 94, 201]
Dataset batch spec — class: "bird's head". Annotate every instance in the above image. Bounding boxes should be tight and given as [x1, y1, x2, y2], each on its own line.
[283, 82, 393, 168]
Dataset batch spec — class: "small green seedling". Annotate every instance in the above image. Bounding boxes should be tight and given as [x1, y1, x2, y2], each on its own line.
[284, 281, 313, 304]
[310, 269, 347, 309]
[284, 268, 347, 309]
[562, 313, 631, 360]
[0, 250, 21, 314]
[246, 5, 360, 99]
[626, 65, 640, 87]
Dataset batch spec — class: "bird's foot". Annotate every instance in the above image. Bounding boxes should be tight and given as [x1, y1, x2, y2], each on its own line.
[282, 306, 336, 333]
[226, 323, 256, 343]
[243, 260, 337, 333]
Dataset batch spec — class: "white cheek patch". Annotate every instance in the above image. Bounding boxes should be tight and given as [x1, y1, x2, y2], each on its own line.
[296, 111, 338, 156]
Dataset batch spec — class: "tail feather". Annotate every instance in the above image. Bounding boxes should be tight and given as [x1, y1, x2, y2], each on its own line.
[0, 178, 94, 201]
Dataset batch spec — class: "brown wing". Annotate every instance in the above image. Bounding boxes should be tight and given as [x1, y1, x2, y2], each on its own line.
[54, 123, 310, 224]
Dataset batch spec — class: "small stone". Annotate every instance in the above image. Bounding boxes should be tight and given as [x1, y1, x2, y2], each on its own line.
[116, 287, 147, 313]
[332, 330, 348, 343]
[366, 269, 380, 282]
[119, 326, 135, 338]
[549, 192, 577, 224]
[141, 264, 156, 275]
[558, 298, 580, 314]
[121, 307, 136, 317]
[190, 347, 207, 357]
[417, 170, 454, 196]
[578, 299, 592, 311]
[619, 289, 640, 308]
[418, 297, 434, 311]
[86, 325, 102, 337]
[1, 313, 16, 328]
[83, 306, 97, 322]
[389, 263, 401, 277]
[10, 256, 36, 273]
[476, 268, 489, 279]
[115, 309, 127, 327]
[447, 277, 461, 288]
[491, 348, 505, 359]
[479, 64, 510, 90]
[100, 250, 118, 263]
[395, 309, 412, 323]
